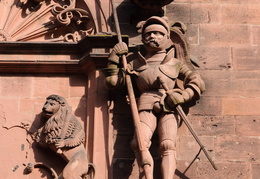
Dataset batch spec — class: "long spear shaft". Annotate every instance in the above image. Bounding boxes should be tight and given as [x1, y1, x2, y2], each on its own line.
[110, 0, 152, 178]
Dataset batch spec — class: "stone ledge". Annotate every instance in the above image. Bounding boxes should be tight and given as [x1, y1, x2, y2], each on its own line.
[0, 35, 128, 74]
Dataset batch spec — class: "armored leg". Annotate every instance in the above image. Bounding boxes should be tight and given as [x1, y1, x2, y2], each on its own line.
[131, 110, 157, 179]
[158, 113, 178, 179]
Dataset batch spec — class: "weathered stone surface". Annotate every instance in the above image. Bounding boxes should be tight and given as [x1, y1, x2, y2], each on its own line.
[33, 77, 70, 98]
[222, 5, 260, 25]
[188, 116, 236, 136]
[185, 24, 199, 44]
[178, 136, 215, 161]
[197, 161, 250, 179]
[166, 3, 191, 24]
[252, 26, 260, 45]
[222, 98, 260, 116]
[69, 76, 88, 97]
[175, 160, 198, 179]
[235, 116, 260, 136]
[216, 136, 260, 161]
[189, 96, 222, 116]
[215, 0, 259, 3]
[191, 4, 220, 24]
[233, 46, 260, 70]
[0, 77, 33, 97]
[201, 70, 260, 97]
[252, 162, 260, 179]
[190, 45, 231, 70]
[199, 24, 250, 45]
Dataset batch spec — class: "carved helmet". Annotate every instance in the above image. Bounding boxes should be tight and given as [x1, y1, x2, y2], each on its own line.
[141, 16, 170, 37]
[137, 16, 171, 51]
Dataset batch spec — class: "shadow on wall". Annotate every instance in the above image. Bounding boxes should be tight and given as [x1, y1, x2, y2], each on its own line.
[108, 1, 166, 40]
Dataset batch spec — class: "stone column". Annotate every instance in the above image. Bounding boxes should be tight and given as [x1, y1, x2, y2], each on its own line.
[83, 54, 113, 179]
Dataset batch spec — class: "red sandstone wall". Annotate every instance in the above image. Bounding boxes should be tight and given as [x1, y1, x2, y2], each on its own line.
[113, 0, 260, 178]
[0, 0, 259, 178]
[0, 76, 87, 178]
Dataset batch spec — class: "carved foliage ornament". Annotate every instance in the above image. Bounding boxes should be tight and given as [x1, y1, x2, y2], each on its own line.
[130, 0, 174, 9]
[0, 0, 96, 42]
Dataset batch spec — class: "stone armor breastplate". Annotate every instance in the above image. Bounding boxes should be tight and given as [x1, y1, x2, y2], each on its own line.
[136, 64, 176, 111]
[129, 49, 182, 111]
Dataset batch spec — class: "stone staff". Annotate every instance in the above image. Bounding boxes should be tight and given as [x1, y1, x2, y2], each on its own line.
[158, 77, 218, 170]
[110, 0, 153, 178]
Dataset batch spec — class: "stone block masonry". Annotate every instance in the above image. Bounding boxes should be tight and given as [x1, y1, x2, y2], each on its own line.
[0, 0, 258, 178]
[0, 75, 88, 179]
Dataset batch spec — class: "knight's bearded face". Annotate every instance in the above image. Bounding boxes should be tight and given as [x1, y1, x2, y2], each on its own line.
[42, 99, 60, 118]
[143, 30, 167, 51]
[142, 24, 170, 52]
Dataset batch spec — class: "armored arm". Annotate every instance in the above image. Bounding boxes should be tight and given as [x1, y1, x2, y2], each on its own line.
[181, 63, 205, 100]
[165, 63, 205, 108]
[104, 42, 128, 89]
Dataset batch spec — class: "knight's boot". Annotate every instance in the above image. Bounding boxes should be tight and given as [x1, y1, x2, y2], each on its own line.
[136, 153, 154, 179]
[131, 139, 154, 179]
[160, 138, 177, 179]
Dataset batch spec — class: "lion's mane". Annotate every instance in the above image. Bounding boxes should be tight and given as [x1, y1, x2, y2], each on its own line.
[34, 95, 85, 148]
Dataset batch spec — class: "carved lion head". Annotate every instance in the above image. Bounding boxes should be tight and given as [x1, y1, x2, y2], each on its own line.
[41, 94, 71, 122]
[38, 95, 71, 142]
[42, 95, 66, 117]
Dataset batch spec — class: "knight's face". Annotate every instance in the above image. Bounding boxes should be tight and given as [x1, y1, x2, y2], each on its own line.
[42, 99, 60, 117]
[142, 30, 168, 51]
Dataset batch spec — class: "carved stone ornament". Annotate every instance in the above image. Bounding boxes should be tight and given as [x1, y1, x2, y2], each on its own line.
[0, 0, 96, 42]
[130, 0, 174, 9]
[31, 94, 94, 178]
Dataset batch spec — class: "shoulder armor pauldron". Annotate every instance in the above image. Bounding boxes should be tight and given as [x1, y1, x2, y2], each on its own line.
[159, 48, 182, 79]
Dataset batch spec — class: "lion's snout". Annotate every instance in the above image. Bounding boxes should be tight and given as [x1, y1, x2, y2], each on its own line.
[42, 107, 54, 117]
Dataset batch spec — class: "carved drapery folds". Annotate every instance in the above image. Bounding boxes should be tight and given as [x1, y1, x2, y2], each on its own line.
[0, 0, 96, 42]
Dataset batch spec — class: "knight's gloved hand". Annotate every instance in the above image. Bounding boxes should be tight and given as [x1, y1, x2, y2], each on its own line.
[107, 42, 128, 65]
[165, 88, 193, 108]
[113, 42, 128, 57]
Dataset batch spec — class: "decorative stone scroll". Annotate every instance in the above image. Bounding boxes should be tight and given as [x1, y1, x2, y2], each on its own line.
[0, 0, 96, 42]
